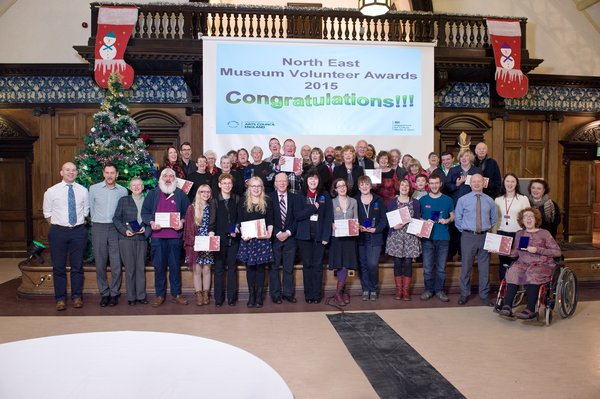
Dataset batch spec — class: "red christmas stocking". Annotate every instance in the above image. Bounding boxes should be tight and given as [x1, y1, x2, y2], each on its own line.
[94, 6, 138, 89]
[486, 19, 529, 98]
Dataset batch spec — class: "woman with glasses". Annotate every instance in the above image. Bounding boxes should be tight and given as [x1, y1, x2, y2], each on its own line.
[296, 168, 333, 304]
[356, 175, 387, 301]
[237, 177, 274, 308]
[184, 184, 217, 306]
[329, 177, 358, 306]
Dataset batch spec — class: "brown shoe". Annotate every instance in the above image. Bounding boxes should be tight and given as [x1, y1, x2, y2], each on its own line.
[56, 300, 66, 311]
[202, 290, 210, 305]
[173, 295, 189, 305]
[151, 296, 165, 307]
[195, 291, 203, 306]
[73, 297, 83, 309]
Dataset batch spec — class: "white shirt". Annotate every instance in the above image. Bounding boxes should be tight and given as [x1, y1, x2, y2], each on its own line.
[494, 194, 531, 233]
[43, 181, 89, 226]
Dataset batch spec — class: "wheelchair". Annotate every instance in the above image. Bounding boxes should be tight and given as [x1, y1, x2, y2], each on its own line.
[494, 257, 578, 326]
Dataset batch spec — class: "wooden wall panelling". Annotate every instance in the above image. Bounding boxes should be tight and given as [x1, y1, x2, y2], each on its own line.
[568, 160, 593, 241]
[594, 161, 600, 231]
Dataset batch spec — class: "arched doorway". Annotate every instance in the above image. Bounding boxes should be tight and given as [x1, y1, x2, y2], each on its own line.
[559, 120, 600, 243]
[0, 116, 38, 256]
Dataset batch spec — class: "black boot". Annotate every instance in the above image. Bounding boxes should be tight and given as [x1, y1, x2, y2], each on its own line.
[255, 286, 264, 308]
[247, 287, 256, 308]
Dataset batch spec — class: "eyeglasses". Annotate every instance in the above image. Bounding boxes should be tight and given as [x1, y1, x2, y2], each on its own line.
[336, 184, 347, 189]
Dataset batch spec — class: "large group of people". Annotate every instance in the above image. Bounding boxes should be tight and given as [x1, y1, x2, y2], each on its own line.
[42, 138, 562, 313]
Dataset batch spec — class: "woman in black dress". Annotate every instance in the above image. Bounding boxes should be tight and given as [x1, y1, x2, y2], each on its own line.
[237, 176, 274, 308]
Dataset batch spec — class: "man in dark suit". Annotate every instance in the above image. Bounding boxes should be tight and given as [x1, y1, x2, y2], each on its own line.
[354, 139, 375, 169]
[268, 172, 301, 303]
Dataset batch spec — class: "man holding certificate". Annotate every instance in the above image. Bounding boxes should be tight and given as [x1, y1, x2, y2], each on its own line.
[418, 175, 454, 302]
[455, 173, 497, 306]
[141, 168, 190, 307]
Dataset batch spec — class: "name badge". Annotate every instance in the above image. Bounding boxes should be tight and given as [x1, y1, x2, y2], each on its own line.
[310, 214, 318, 222]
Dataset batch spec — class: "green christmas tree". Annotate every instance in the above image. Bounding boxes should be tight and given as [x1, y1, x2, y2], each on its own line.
[75, 72, 156, 189]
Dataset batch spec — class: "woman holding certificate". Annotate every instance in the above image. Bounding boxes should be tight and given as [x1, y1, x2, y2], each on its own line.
[237, 176, 274, 308]
[183, 184, 217, 306]
[386, 179, 422, 300]
[296, 168, 333, 304]
[498, 207, 561, 320]
[356, 176, 387, 301]
[329, 177, 358, 306]
[494, 173, 530, 281]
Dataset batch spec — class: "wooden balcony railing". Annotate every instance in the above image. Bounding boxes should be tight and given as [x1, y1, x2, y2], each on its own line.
[90, 2, 527, 50]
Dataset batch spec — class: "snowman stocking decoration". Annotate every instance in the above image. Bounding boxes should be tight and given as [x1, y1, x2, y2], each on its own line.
[94, 6, 138, 89]
[486, 19, 529, 98]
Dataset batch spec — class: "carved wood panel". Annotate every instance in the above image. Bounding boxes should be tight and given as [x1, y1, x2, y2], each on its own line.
[568, 160, 593, 242]
[0, 158, 27, 251]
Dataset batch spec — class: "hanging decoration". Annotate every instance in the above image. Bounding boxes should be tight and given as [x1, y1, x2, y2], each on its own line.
[486, 18, 529, 99]
[94, 6, 138, 89]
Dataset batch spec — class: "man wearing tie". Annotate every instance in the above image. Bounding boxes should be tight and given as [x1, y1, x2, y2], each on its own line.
[269, 172, 301, 303]
[455, 173, 497, 306]
[43, 162, 89, 311]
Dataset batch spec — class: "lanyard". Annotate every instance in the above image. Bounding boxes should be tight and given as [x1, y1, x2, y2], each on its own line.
[504, 195, 516, 225]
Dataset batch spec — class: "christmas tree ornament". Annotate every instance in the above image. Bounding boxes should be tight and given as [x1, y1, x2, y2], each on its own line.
[94, 6, 138, 89]
[486, 19, 529, 98]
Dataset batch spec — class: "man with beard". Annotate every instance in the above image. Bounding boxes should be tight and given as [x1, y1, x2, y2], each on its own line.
[89, 163, 128, 307]
[323, 146, 337, 191]
[418, 174, 455, 302]
[43, 162, 89, 311]
[142, 168, 190, 307]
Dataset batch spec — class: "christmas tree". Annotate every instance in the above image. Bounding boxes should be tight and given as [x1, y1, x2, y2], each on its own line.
[75, 72, 156, 189]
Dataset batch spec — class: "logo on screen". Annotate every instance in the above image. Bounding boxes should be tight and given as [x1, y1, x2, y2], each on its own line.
[228, 121, 239, 128]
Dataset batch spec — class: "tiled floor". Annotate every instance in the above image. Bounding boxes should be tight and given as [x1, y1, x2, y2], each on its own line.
[1, 259, 599, 398]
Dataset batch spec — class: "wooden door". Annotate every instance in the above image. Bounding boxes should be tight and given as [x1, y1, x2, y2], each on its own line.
[594, 161, 600, 232]
[0, 158, 28, 253]
[568, 160, 594, 242]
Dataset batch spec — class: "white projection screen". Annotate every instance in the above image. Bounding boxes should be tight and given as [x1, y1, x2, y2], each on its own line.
[203, 37, 435, 163]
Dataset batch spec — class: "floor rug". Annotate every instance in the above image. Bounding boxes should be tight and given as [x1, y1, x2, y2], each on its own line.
[328, 312, 465, 399]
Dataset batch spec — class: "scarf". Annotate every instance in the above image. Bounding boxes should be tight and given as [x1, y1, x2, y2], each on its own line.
[528, 194, 555, 224]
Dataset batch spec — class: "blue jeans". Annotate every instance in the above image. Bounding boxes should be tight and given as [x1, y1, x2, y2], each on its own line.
[151, 238, 182, 297]
[421, 239, 449, 293]
[358, 243, 381, 292]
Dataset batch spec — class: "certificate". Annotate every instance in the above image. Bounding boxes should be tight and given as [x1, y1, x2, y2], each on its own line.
[465, 174, 489, 188]
[280, 156, 303, 174]
[386, 207, 411, 227]
[176, 178, 194, 195]
[240, 219, 267, 238]
[194, 236, 221, 251]
[154, 212, 180, 229]
[364, 169, 382, 184]
[334, 219, 359, 237]
[483, 233, 513, 255]
[406, 218, 434, 238]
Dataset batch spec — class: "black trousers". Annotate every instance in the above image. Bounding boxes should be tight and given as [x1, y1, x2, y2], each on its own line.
[214, 240, 239, 304]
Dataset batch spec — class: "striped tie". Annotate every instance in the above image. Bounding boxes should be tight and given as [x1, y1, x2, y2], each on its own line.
[280, 194, 287, 226]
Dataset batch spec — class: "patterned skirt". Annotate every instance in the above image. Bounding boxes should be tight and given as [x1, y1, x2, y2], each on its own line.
[237, 238, 274, 266]
[386, 228, 421, 258]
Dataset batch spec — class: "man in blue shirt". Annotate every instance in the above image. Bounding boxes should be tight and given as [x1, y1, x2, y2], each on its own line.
[89, 163, 128, 307]
[455, 173, 497, 306]
[419, 174, 455, 302]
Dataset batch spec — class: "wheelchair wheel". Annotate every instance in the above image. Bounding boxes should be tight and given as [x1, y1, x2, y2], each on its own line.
[513, 289, 525, 307]
[544, 305, 553, 326]
[557, 268, 578, 318]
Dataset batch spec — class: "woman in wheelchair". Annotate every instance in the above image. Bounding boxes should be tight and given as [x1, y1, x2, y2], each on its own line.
[499, 207, 561, 320]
